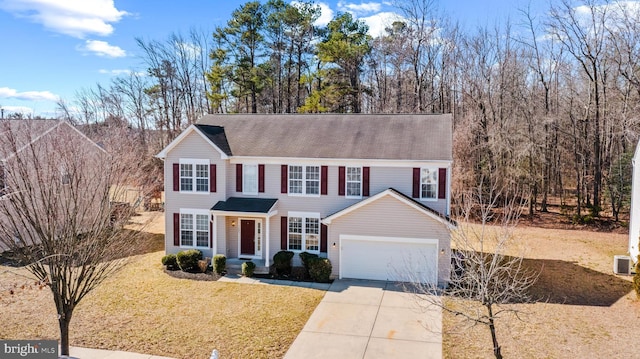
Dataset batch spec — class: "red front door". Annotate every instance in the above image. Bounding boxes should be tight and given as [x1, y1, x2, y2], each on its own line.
[240, 219, 255, 255]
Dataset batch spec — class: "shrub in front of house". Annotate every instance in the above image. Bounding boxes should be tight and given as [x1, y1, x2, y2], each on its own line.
[176, 249, 203, 272]
[299, 252, 319, 274]
[161, 254, 178, 270]
[309, 258, 332, 283]
[242, 261, 256, 277]
[213, 254, 226, 274]
[634, 255, 640, 298]
[273, 250, 294, 275]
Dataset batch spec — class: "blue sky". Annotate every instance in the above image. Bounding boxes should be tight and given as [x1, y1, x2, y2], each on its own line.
[0, 0, 541, 117]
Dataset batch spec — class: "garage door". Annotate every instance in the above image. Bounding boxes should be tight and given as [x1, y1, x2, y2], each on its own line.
[340, 235, 438, 284]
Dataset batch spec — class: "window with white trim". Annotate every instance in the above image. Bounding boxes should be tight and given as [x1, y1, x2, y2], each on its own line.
[180, 210, 209, 247]
[421, 168, 438, 200]
[289, 165, 319, 195]
[346, 167, 362, 197]
[243, 164, 258, 194]
[288, 215, 320, 253]
[180, 159, 209, 193]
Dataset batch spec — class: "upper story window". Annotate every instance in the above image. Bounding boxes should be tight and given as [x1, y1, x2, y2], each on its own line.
[0, 163, 6, 196]
[421, 167, 438, 200]
[289, 165, 319, 195]
[243, 164, 258, 194]
[346, 167, 362, 198]
[180, 159, 209, 193]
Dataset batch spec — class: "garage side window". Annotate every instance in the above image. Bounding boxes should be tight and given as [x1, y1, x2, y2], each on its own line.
[288, 215, 320, 253]
[421, 168, 438, 200]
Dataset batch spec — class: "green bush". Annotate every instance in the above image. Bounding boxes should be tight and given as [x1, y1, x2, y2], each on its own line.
[299, 252, 319, 273]
[242, 261, 256, 277]
[273, 250, 294, 275]
[161, 254, 178, 270]
[213, 254, 226, 274]
[176, 249, 203, 272]
[309, 258, 332, 283]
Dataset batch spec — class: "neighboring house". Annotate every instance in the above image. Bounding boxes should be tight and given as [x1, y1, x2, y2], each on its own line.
[157, 114, 455, 285]
[0, 119, 107, 252]
[629, 140, 640, 263]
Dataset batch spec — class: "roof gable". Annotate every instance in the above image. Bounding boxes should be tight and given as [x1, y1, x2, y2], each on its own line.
[156, 125, 230, 159]
[323, 188, 456, 229]
[196, 114, 452, 161]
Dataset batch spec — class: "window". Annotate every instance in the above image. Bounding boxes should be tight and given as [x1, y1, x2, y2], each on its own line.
[243, 164, 258, 194]
[0, 164, 6, 195]
[346, 167, 361, 197]
[180, 210, 209, 247]
[180, 159, 209, 193]
[60, 166, 70, 185]
[421, 168, 438, 200]
[289, 165, 320, 195]
[288, 214, 320, 253]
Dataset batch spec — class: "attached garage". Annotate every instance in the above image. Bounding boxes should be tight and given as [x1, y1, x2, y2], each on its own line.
[323, 189, 455, 286]
[340, 235, 438, 284]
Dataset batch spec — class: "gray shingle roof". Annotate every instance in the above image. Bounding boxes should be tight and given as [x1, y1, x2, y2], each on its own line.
[195, 114, 452, 161]
[212, 197, 278, 213]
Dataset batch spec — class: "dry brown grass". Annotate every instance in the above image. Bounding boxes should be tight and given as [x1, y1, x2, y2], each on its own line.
[0, 214, 325, 359]
[443, 223, 640, 358]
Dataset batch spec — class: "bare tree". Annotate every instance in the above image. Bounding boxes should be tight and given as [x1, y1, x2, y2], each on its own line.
[405, 182, 538, 359]
[0, 120, 146, 356]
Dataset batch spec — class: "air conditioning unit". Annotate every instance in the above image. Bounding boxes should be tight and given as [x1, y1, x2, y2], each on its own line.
[613, 255, 632, 275]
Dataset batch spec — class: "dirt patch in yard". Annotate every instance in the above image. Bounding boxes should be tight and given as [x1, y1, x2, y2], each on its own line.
[442, 220, 640, 358]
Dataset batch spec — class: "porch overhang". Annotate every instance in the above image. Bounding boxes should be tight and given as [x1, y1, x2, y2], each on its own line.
[211, 197, 279, 218]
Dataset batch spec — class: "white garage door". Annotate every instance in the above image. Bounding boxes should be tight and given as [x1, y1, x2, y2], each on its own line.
[340, 235, 438, 284]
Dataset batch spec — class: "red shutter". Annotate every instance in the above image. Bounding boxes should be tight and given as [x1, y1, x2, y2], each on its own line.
[210, 164, 216, 193]
[173, 213, 180, 246]
[321, 166, 328, 195]
[362, 167, 370, 196]
[173, 163, 179, 191]
[236, 164, 243, 192]
[338, 166, 345, 196]
[281, 165, 288, 194]
[209, 220, 213, 248]
[258, 164, 265, 193]
[281, 216, 288, 250]
[412, 168, 420, 198]
[438, 168, 447, 199]
[320, 224, 328, 253]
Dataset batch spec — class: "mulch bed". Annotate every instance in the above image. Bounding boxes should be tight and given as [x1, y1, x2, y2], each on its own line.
[163, 268, 223, 281]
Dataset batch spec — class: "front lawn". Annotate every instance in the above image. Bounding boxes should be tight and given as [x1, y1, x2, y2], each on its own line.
[0, 250, 325, 359]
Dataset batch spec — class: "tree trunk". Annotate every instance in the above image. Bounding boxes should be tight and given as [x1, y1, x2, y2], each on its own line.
[487, 305, 503, 359]
[59, 315, 71, 356]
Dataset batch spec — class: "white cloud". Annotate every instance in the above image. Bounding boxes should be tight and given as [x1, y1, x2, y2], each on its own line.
[82, 40, 126, 57]
[98, 69, 146, 76]
[338, 1, 381, 16]
[0, 0, 128, 38]
[0, 87, 59, 101]
[0, 106, 34, 116]
[361, 12, 405, 38]
[315, 2, 334, 27]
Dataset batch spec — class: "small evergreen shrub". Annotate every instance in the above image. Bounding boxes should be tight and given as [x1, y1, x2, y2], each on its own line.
[273, 250, 294, 275]
[213, 254, 226, 274]
[299, 252, 319, 273]
[242, 261, 256, 277]
[161, 254, 178, 270]
[176, 249, 203, 272]
[309, 258, 332, 283]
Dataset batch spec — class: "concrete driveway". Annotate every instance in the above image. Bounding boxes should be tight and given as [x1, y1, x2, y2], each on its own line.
[284, 279, 442, 359]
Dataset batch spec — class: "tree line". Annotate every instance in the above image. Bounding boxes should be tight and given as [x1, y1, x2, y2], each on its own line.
[57, 0, 640, 220]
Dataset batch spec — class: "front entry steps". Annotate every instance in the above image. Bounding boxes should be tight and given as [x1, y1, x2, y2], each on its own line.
[226, 258, 268, 275]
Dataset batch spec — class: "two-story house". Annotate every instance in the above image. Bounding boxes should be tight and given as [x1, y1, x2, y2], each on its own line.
[157, 114, 455, 285]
